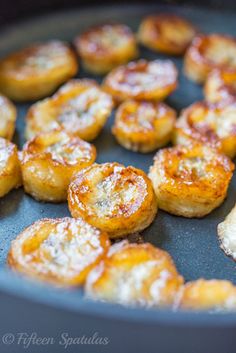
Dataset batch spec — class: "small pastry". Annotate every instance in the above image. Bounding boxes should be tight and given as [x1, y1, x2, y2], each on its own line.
[217, 204, 236, 261]
[8, 217, 110, 286]
[86, 241, 184, 307]
[148, 144, 234, 218]
[74, 23, 138, 74]
[68, 162, 158, 238]
[112, 100, 176, 152]
[0, 95, 17, 140]
[25, 79, 113, 141]
[0, 40, 78, 101]
[20, 130, 96, 202]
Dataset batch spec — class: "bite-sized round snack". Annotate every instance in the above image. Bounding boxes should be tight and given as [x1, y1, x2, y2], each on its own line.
[148, 144, 234, 218]
[25, 79, 113, 141]
[20, 130, 96, 202]
[204, 70, 236, 103]
[178, 279, 236, 311]
[86, 241, 184, 307]
[218, 204, 236, 261]
[0, 41, 78, 102]
[0, 137, 22, 197]
[112, 100, 176, 153]
[8, 217, 110, 286]
[138, 14, 196, 55]
[184, 34, 236, 83]
[103, 59, 178, 103]
[68, 162, 158, 238]
[0, 95, 17, 140]
[74, 23, 138, 74]
[173, 101, 236, 159]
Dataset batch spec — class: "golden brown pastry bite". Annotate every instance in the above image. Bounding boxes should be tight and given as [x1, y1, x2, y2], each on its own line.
[25, 79, 113, 141]
[74, 23, 138, 74]
[85, 241, 184, 307]
[0, 137, 21, 198]
[173, 100, 236, 159]
[8, 217, 110, 286]
[148, 144, 234, 218]
[184, 34, 236, 83]
[0, 95, 17, 140]
[138, 14, 196, 55]
[204, 70, 236, 103]
[68, 162, 158, 238]
[112, 100, 176, 153]
[217, 204, 236, 261]
[20, 130, 96, 202]
[0, 40, 78, 102]
[103, 59, 178, 103]
[178, 279, 236, 311]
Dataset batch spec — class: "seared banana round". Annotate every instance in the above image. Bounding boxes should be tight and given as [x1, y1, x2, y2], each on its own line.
[148, 144, 234, 218]
[20, 130, 96, 202]
[112, 100, 176, 153]
[218, 204, 236, 261]
[25, 79, 113, 141]
[0, 138, 21, 197]
[0, 41, 78, 102]
[0, 95, 16, 140]
[204, 70, 236, 103]
[85, 241, 184, 307]
[173, 101, 236, 159]
[184, 34, 236, 83]
[68, 162, 158, 238]
[74, 23, 138, 74]
[178, 279, 236, 311]
[8, 217, 110, 286]
[103, 59, 178, 103]
[138, 14, 196, 55]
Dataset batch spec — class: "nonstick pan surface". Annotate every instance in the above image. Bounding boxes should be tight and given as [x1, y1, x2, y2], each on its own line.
[0, 3, 236, 353]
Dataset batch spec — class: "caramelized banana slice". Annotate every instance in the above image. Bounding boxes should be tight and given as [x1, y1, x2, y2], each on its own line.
[0, 137, 21, 197]
[112, 100, 176, 152]
[0, 41, 78, 102]
[204, 70, 236, 103]
[86, 241, 183, 307]
[0, 95, 16, 140]
[25, 79, 113, 141]
[173, 101, 236, 159]
[178, 279, 236, 311]
[68, 162, 158, 238]
[103, 59, 178, 103]
[138, 14, 196, 55]
[20, 130, 96, 202]
[8, 217, 110, 286]
[218, 204, 236, 261]
[148, 144, 234, 218]
[184, 34, 236, 83]
[74, 24, 138, 74]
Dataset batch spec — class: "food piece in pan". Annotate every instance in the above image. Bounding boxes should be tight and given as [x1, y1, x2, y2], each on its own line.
[8, 217, 110, 286]
[74, 23, 138, 74]
[25, 79, 113, 141]
[148, 144, 234, 218]
[0, 41, 78, 102]
[103, 59, 178, 104]
[173, 100, 236, 159]
[20, 130, 96, 202]
[204, 70, 236, 103]
[0, 95, 17, 140]
[86, 241, 184, 307]
[178, 279, 236, 311]
[68, 162, 158, 238]
[112, 100, 176, 153]
[184, 34, 236, 83]
[138, 14, 196, 55]
[217, 204, 236, 261]
[0, 138, 22, 197]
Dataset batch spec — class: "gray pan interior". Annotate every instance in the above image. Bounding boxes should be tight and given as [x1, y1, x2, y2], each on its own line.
[0, 3, 236, 324]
